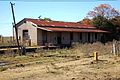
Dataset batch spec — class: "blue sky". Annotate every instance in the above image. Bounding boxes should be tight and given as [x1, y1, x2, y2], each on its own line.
[0, 0, 120, 36]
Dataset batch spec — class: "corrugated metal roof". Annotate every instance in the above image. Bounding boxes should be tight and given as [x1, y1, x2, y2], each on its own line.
[37, 27, 108, 33]
[19, 18, 108, 33]
[25, 18, 95, 29]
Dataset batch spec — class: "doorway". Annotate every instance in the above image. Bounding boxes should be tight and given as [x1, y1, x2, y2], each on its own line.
[57, 33, 61, 44]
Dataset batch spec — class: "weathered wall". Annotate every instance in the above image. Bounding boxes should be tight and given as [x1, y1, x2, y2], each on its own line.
[61, 32, 70, 44]
[47, 32, 57, 45]
[18, 22, 104, 46]
[73, 33, 79, 42]
[46, 32, 103, 45]
[18, 21, 37, 46]
[37, 29, 43, 45]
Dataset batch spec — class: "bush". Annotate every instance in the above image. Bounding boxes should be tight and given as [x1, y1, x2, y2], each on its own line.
[72, 42, 112, 57]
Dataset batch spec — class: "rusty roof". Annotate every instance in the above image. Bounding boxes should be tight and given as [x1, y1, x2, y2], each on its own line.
[37, 27, 108, 33]
[25, 18, 95, 29]
[17, 18, 108, 33]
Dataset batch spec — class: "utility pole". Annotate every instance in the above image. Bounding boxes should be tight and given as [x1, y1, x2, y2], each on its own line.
[12, 22, 14, 41]
[10, 2, 21, 55]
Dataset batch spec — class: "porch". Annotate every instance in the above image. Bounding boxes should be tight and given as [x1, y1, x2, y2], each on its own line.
[37, 29, 104, 46]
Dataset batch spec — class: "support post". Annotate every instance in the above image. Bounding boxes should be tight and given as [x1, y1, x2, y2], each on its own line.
[112, 40, 118, 56]
[12, 22, 15, 41]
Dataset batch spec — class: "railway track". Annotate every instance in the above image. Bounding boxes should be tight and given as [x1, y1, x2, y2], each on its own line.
[0, 45, 59, 53]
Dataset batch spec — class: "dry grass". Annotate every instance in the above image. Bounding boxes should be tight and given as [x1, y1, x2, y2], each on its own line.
[0, 42, 120, 80]
[71, 42, 113, 57]
[0, 37, 16, 46]
[0, 42, 115, 69]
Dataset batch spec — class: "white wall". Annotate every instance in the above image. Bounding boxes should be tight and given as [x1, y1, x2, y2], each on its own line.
[18, 21, 37, 46]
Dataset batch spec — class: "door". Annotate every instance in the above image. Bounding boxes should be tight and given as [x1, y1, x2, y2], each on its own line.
[70, 32, 73, 44]
[42, 30, 47, 45]
[57, 33, 61, 44]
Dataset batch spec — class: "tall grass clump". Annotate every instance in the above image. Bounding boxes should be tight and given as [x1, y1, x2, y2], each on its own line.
[71, 42, 112, 57]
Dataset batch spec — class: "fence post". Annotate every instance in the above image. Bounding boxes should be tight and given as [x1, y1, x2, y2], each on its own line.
[112, 40, 118, 55]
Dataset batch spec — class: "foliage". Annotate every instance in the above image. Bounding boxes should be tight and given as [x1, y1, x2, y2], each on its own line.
[111, 16, 120, 27]
[87, 4, 120, 19]
[110, 16, 120, 37]
[92, 15, 115, 31]
[87, 4, 120, 34]
[79, 18, 92, 25]
[43, 17, 52, 21]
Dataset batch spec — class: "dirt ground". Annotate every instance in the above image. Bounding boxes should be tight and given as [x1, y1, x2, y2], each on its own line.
[0, 54, 120, 80]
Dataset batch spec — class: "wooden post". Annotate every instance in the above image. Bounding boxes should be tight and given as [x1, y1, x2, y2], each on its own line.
[10, 2, 21, 55]
[112, 40, 117, 55]
[93, 52, 98, 61]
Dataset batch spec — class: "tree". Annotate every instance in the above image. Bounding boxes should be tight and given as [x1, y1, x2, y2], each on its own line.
[92, 15, 114, 31]
[111, 16, 120, 27]
[87, 4, 120, 40]
[111, 16, 120, 36]
[87, 4, 120, 31]
[43, 17, 52, 21]
[87, 4, 120, 19]
[79, 18, 92, 25]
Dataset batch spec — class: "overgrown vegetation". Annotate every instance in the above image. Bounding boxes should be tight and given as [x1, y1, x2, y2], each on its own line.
[84, 4, 120, 40]
[0, 42, 120, 72]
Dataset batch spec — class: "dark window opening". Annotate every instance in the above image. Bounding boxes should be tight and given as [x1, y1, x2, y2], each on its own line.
[23, 30, 29, 40]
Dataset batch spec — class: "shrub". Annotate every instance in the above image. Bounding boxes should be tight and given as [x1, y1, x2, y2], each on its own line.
[72, 42, 112, 57]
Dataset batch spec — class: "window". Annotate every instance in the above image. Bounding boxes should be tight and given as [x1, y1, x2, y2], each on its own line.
[23, 30, 29, 40]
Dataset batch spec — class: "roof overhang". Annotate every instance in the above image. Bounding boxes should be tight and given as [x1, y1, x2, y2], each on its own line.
[37, 27, 109, 33]
[37, 27, 52, 32]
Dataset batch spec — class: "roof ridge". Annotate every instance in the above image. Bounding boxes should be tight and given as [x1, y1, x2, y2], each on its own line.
[24, 18, 79, 23]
